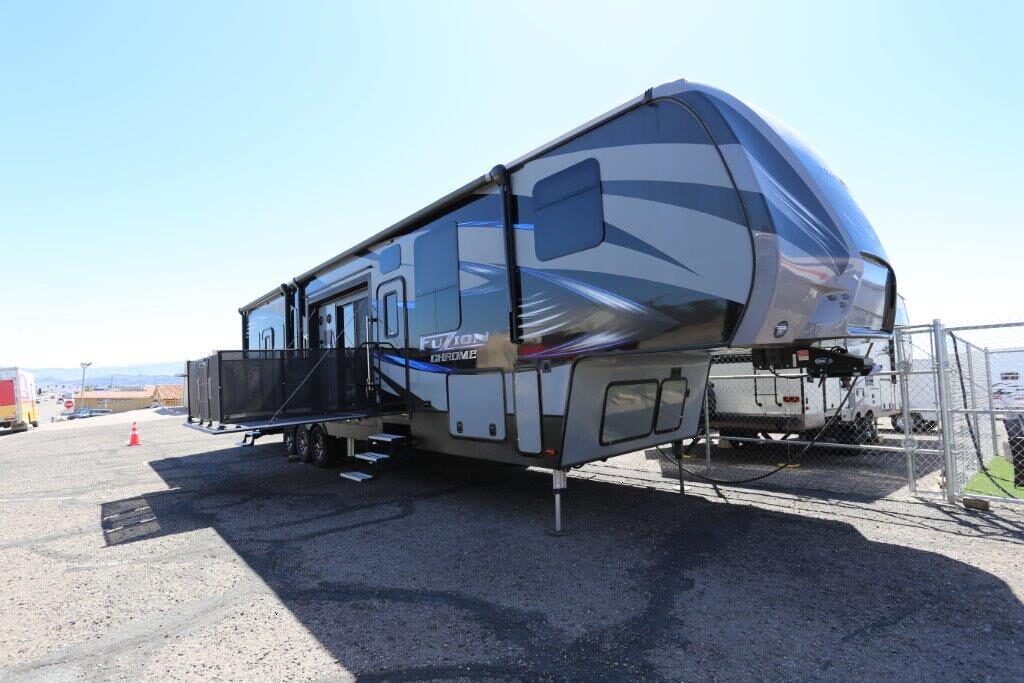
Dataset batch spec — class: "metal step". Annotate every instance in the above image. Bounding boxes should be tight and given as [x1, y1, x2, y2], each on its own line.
[368, 433, 407, 444]
[339, 471, 374, 482]
[354, 451, 390, 464]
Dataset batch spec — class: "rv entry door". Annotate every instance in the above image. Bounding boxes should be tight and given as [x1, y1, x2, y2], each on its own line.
[376, 278, 409, 412]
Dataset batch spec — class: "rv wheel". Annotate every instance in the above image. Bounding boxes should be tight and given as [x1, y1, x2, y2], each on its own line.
[310, 425, 334, 468]
[283, 428, 297, 456]
[296, 426, 313, 463]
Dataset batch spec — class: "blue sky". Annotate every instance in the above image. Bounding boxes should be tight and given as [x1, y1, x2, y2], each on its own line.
[2, 1, 1021, 366]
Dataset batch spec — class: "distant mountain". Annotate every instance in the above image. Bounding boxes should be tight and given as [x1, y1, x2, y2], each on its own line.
[26, 362, 185, 388]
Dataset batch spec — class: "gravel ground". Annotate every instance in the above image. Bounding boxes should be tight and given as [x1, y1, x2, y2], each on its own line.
[0, 415, 1022, 680]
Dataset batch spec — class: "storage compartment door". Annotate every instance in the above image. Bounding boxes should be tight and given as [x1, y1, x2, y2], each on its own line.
[514, 368, 542, 454]
[448, 371, 506, 441]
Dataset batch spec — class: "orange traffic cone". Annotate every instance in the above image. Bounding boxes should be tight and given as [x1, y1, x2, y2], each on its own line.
[127, 422, 141, 447]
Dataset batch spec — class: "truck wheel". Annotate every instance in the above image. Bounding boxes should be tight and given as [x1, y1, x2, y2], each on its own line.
[310, 425, 334, 468]
[296, 426, 313, 463]
[851, 414, 878, 445]
[31, 421, 39, 428]
[282, 428, 297, 456]
[866, 413, 879, 442]
[891, 414, 907, 432]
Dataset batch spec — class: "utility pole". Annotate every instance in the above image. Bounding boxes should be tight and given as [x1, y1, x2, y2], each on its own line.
[80, 362, 92, 406]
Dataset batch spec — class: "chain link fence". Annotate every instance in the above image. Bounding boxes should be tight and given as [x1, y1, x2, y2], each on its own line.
[590, 321, 1024, 505]
[941, 322, 1024, 503]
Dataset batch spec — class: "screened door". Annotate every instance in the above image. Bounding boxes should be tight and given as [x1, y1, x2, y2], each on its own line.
[337, 293, 370, 409]
[311, 289, 370, 412]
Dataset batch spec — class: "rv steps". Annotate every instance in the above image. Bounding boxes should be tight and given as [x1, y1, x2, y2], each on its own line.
[368, 433, 407, 445]
[337, 432, 410, 484]
[339, 471, 374, 482]
[354, 451, 389, 463]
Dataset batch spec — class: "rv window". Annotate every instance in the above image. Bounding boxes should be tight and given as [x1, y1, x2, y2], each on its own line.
[600, 380, 658, 446]
[1002, 372, 1020, 381]
[655, 378, 688, 433]
[384, 292, 399, 337]
[533, 158, 604, 261]
[413, 223, 461, 334]
[380, 244, 401, 274]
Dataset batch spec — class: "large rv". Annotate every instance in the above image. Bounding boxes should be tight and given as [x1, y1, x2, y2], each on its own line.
[186, 80, 897, 525]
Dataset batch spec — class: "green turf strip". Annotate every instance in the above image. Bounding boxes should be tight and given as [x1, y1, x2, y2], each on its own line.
[964, 456, 1024, 499]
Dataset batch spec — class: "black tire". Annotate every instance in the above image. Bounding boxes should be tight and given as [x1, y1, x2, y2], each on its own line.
[296, 426, 313, 463]
[850, 414, 878, 446]
[282, 428, 297, 456]
[891, 414, 906, 433]
[31, 421, 39, 428]
[310, 425, 334, 468]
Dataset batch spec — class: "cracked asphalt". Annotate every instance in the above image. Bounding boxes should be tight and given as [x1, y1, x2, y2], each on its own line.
[1, 413, 1023, 680]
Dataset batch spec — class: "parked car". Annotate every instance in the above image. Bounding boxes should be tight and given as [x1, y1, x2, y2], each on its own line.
[66, 408, 113, 420]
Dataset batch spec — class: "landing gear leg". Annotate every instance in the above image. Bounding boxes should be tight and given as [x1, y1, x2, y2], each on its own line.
[548, 469, 569, 536]
[672, 440, 685, 495]
[235, 431, 261, 448]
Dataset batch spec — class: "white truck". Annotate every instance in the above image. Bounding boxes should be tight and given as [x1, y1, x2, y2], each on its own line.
[1, 368, 40, 432]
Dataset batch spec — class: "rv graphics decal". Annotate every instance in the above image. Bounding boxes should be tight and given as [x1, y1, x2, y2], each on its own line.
[420, 331, 490, 363]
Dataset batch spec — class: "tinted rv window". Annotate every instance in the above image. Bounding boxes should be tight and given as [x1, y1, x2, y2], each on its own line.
[413, 223, 461, 334]
[655, 378, 688, 433]
[380, 244, 401, 274]
[600, 380, 658, 445]
[533, 158, 604, 261]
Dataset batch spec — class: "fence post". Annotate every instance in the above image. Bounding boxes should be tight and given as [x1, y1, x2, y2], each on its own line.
[966, 344, 978, 411]
[984, 348, 1000, 462]
[894, 328, 917, 494]
[932, 319, 959, 504]
[704, 383, 712, 471]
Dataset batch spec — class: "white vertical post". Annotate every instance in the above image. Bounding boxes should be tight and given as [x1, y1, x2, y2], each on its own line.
[704, 384, 712, 471]
[932, 319, 958, 503]
[966, 344, 978, 412]
[985, 348, 1000, 461]
[894, 328, 917, 494]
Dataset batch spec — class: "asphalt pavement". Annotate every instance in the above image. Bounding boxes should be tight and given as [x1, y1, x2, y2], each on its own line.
[1, 413, 1022, 680]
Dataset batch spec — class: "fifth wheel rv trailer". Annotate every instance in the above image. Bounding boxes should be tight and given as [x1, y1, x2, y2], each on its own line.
[185, 79, 898, 528]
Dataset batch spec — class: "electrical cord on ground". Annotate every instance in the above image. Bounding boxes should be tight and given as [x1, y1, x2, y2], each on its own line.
[657, 343, 874, 486]
[949, 333, 1015, 499]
